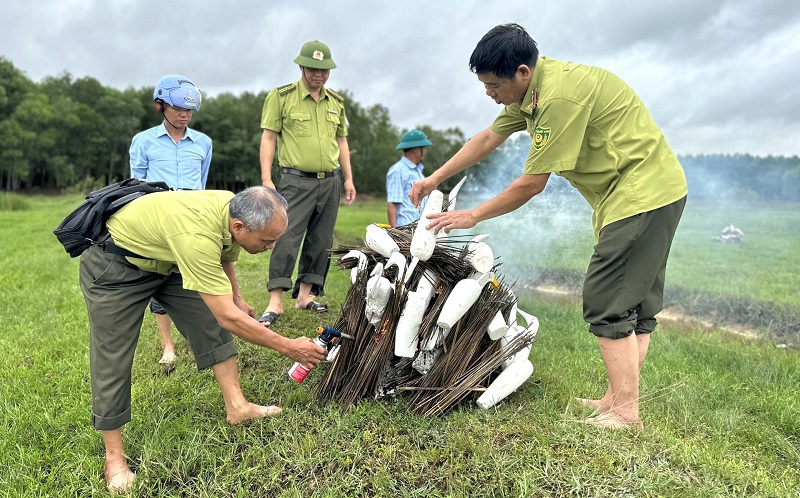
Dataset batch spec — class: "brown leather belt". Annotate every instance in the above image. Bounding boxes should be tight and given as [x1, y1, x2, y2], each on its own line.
[281, 168, 338, 179]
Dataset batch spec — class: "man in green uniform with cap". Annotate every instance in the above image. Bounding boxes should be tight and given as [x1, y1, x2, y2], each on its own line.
[258, 40, 356, 327]
[387, 129, 433, 227]
[410, 23, 687, 430]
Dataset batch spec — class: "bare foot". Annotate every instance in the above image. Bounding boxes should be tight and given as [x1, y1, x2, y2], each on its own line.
[575, 397, 611, 413]
[581, 412, 644, 430]
[226, 403, 282, 425]
[575, 397, 602, 408]
[158, 349, 176, 365]
[105, 461, 136, 494]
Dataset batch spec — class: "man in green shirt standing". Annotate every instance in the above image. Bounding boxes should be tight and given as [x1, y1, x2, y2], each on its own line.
[258, 40, 356, 327]
[80, 187, 327, 492]
[410, 24, 687, 430]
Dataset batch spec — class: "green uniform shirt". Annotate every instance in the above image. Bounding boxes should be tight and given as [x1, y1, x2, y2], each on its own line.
[260, 79, 347, 173]
[106, 190, 241, 295]
[490, 57, 688, 239]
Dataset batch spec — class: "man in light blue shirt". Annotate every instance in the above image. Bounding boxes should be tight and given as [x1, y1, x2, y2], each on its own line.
[129, 74, 212, 365]
[386, 129, 432, 227]
[130, 125, 212, 189]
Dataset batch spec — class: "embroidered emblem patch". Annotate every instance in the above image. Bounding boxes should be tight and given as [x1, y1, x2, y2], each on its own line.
[533, 126, 550, 150]
[313, 50, 324, 60]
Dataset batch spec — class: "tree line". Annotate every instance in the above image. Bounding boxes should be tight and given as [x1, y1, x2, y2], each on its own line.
[2, 57, 799, 202]
[467, 135, 800, 203]
[0, 57, 465, 194]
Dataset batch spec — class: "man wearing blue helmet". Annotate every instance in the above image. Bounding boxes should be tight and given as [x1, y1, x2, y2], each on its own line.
[130, 74, 213, 365]
[387, 129, 432, 227]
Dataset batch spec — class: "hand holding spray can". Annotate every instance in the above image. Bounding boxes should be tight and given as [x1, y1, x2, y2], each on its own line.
[288, 326, 352, 383]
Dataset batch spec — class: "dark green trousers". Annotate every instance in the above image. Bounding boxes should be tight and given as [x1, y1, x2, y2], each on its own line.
[79, 244, 237, 430]
[583, 196, 686, 339]
[268, 173, 341, 295]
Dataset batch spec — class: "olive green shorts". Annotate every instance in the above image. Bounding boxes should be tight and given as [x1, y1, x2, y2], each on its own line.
[79, 244, 237, 430]
[583, 196, 686, 339]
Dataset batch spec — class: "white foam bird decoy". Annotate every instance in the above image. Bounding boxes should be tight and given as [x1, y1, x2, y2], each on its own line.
[432, 271, 496, 348]
[342, 250, 368, 284]
[395, 269, 439, 357]
[406, 190, 444, 279]
[385, 251, 407, 287]
[465, 234, 494, 273]
[446, 176, 468, 212]
[365, 262, 393, 326]
[365, 224, 399, 258]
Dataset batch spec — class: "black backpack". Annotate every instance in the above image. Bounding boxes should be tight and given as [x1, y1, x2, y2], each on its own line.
[53, 178, 171, 258]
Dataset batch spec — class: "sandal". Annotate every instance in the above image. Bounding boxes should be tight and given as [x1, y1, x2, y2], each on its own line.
[257, 311, 281, 327]
[303, 300, 329, 314]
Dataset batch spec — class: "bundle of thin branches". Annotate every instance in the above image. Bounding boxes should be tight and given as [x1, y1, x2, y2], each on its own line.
[316, 266, 370, 400]
[330, 228, 477, 289]
[322, 225, 530, 415]
[317, 258, 414, 410]
[405, 282, 515, 415]
[413, 329, 534, 417]
[334, 284, 405, 411]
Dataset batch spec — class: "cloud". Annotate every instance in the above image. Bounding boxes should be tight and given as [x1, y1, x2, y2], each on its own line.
[1, 0, 798, 156]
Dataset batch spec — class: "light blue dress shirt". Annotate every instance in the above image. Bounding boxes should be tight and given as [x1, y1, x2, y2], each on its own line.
[129, 123, 212, 189]
[387, 156, 426, 227]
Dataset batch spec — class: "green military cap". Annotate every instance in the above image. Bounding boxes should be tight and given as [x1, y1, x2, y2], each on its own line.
[396, 129, 433, 150]
[294, 40, 337, 69]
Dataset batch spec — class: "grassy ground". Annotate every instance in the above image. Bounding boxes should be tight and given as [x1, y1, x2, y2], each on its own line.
[0, 196, 798, 497]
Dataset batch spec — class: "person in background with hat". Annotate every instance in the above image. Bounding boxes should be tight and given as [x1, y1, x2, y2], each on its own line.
[130, 74, 212, 365]
[387, 129, 432, 227]
[257, 40, 356, 327]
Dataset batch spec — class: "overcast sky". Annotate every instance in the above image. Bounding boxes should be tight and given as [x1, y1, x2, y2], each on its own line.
[2, 0, 799, 157]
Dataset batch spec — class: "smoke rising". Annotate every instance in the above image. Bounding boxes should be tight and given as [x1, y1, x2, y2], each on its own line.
[451, 134, 593, 287]
[435, 135, 800, 344]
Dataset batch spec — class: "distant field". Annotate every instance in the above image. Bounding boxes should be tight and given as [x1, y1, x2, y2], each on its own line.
[23, 193, 798, 307]
[445, 193, 800, 343]
[670, 199, 800, 304]
[457, 195, 800, 303]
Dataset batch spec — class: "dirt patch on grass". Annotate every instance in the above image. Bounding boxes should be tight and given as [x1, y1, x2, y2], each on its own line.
[522, 281, 798, 349]
[657, 307, 760, 340]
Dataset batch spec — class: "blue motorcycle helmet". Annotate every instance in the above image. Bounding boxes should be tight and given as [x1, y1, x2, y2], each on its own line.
[153, 75, 202, 111]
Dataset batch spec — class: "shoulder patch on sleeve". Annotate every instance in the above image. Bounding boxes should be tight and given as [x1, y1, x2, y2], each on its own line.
[278, 83, 297, 96]
[325, 88, 344, 103]
[532, 126, 551, 150]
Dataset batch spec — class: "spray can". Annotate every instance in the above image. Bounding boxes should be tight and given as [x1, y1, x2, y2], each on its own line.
[287, 357, 315, 383]
[288, 326, 350, 383]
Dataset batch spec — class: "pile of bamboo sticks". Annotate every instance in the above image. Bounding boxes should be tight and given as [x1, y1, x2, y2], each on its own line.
[317, 224, 537, 416]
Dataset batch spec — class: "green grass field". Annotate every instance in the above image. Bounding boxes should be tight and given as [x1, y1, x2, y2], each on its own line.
[0, 195, 798, 497]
